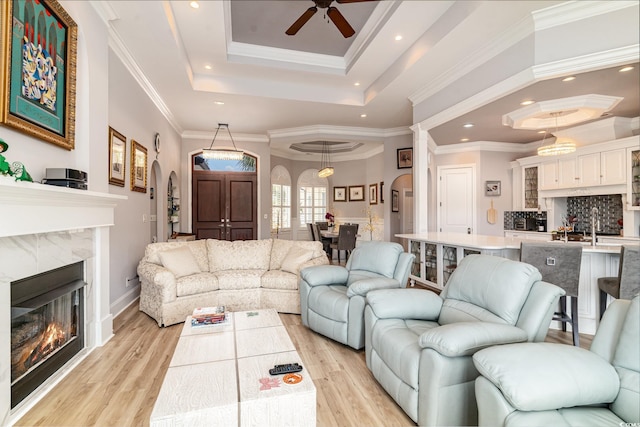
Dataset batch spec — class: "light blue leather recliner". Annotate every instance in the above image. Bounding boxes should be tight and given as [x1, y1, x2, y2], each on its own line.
[299, 241, 414, 350]
[473, 295, 639, 427]
[364, 255, 565, 426]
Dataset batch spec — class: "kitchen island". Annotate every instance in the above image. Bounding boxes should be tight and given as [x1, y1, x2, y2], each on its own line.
[396, 232, 624, 335]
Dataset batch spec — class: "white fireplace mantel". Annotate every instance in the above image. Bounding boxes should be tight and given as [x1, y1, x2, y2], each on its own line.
[0, 179, 126, 238]
[1, 179, 126, 425]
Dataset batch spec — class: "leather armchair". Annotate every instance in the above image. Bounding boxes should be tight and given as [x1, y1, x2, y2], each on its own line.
[300, 241, 414, 350]
[364, 255, 565, 426]
[473, 295, 639, 427]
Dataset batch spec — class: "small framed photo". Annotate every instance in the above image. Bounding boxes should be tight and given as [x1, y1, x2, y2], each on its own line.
[348, 185, 365, 201]
[369, 183, 378, 205]
[131, 139, 148, 193]
[392, 190, 399, 212]
[485, 180, 501, 196]
[397, 147, 413, 169]
[380, 181, 384, 203]
[333, 186, 347, 202]
[108, 127, 126, 187]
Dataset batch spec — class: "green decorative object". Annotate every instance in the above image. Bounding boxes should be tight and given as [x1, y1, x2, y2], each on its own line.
[0, 139, 13, 176]
[11, 162, 33, 182]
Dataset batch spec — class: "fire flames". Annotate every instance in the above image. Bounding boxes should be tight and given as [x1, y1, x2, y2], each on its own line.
[27, 323, 67, 367]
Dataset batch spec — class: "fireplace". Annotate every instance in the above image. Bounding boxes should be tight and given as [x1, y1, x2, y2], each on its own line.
[11, 262, 86, 409]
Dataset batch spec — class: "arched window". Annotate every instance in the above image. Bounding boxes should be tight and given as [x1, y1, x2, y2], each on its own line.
[298, 169, 328, 229]
[271, 165, 291, 231]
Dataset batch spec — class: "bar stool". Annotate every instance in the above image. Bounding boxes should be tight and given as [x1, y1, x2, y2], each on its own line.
[598, 245, 640, 320]
[520, 242, 583, 346]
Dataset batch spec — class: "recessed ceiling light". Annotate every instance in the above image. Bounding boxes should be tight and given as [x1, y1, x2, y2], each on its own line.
[354, 82, 360, 86]
[562, 76, 576, 82]
[214, 101, 224, 105]
[619, 66, 634, 72]
[360, 114, 367, 118]
[520, 99, 535, 106]
[190, 1, 199, 9]
[395, 35, 403, 41]
[204, 65, 212, 70]
[463, 123, 474, 128]
[460, 138, 469, 142]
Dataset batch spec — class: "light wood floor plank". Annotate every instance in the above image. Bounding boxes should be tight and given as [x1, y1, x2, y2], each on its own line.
[16, 302, 588, 427]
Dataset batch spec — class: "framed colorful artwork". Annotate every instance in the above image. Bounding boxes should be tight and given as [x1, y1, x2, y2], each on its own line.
[0, 0, 78, 150]
[108, 127, 126, 187]
[369, 183, 378, 205]
[348, 185, 365, 201]
[333, 186, 347, 202]
[130, 140, 147, 193]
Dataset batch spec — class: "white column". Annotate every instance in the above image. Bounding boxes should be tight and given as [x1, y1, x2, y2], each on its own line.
[411, 123, 431, 234]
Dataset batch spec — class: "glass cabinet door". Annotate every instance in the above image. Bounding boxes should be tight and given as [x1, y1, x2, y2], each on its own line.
[631, 149, 640, 209]
[410, 240, 422, 280]
[442, 245, 457, 286]
[524, 166, 538, 209]
[425, 243, 438, 285]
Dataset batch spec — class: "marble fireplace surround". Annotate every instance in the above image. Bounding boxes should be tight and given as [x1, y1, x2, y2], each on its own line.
[0, 180, 125, 424]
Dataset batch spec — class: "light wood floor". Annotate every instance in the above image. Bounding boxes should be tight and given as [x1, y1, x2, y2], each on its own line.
[15, 302, 590, 427]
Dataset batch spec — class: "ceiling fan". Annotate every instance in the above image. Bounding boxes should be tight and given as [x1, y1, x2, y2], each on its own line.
[286, 0, 376, 38]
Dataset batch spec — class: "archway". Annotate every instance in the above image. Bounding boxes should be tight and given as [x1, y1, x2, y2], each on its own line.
[389, 174, 413, 245]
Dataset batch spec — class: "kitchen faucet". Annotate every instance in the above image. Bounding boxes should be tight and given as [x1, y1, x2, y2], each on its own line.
[591, 207, 599, 247]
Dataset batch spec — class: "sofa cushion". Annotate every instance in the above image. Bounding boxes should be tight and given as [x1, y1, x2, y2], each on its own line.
[216, 270, 264, 290]
[270, 239, 325, 270]
[176, 272, 219, 297]
[261, 270, 298, 290]
[440, 255, 541, 326]
[145, 240, 209, 271]
[158, 246, 201, 278]
[281, 247, 314, 274]
[207, 239, 272, 271]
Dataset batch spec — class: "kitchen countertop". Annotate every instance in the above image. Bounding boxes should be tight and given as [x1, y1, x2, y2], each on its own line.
[395, 232, 623, 254]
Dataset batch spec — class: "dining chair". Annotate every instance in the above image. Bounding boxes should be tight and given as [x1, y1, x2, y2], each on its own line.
[315, 221, 328, 230]
[330, 224, 358, 262]
[598, 245, 640, 320]
[312, 223, 330, 256]
[520, 242, 583, 346]
[307, 223, 315, 241]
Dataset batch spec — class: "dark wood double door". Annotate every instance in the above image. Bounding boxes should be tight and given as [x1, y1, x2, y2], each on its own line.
[192, 171, 257, 241]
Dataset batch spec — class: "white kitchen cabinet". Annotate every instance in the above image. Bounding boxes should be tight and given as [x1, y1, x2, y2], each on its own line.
[600, 149, 626, 185]
[539, 161, 559, 190]
[522, 165, 539, 210]
[558, 157, 579, 188]
[539, 148, 626, 190]
[577, 152, 601, 187]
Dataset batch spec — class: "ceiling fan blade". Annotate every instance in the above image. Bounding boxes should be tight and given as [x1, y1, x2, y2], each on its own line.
[336, 0, 377, 3]
[327, 6, 355, 38]
[286, 7, 317, 35]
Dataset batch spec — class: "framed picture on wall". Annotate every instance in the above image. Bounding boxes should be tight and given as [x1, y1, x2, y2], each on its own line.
[392, 190, 399, 212]
[131, 140, 148, 193]
[397, 148, 413, 169]
[380, 181, 384, 203]
[369, 183, 378, 205]
[485, 180, 501, 196]
[108, 127, 126, 187]
[348, 185, 365, 201]
[333, 186, 347, 202]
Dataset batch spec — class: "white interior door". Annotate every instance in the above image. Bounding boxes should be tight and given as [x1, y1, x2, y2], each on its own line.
[402, 189, 414, 233]
[438, 165, 475, 234]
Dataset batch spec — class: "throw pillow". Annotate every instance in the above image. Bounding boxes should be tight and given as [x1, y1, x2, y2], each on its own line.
[158, 246, 201, 278]
[280, 247, 314, 275]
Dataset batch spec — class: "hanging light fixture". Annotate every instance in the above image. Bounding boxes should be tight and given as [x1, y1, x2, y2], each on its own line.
[318, 141, 334, 178]
[202, 123, 244, 160]
[537, 111, 577, 156]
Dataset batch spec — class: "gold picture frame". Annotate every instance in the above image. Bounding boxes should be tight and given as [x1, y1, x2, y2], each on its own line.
[0, 0, 78, 150]
[108, 127, 126, 187]
[130, 140, 147, 193]
[348, 185, 365, 201]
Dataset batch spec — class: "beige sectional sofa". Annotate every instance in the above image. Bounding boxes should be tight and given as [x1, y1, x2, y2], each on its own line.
[137, 238, 329, 326]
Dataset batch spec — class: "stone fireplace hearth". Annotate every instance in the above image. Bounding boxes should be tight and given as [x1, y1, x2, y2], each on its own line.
[0, 179, 125, 425]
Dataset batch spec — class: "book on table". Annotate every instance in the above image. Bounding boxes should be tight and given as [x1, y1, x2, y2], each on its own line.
[191, 306, 227, 327]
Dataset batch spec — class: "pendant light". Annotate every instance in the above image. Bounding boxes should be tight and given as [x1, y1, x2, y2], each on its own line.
[537, 111, 577, 156]
[318, 141, 334, 178]
[202, 123, 244, 160]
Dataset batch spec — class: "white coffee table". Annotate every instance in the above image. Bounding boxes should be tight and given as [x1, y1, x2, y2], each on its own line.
[150, 309, 316, 427]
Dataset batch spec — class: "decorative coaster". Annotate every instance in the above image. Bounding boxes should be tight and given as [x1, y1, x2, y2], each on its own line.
[283, 373, 303, 385]
[259, 377, 281, 390]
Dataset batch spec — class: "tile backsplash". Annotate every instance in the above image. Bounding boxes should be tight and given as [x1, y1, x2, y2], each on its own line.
[504, 211, 546, 230]
[567, 194, 623, 234]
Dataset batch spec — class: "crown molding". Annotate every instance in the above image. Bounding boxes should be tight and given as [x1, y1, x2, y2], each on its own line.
[533, 44, 640, 79]
[268, 124, 410, 143]
[432, 140, 536, 155]
[181, 130, 269, 143]
[532, 0, 638, 31]
[108, 28, 183, 135]
[89, 1, 118, 24]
